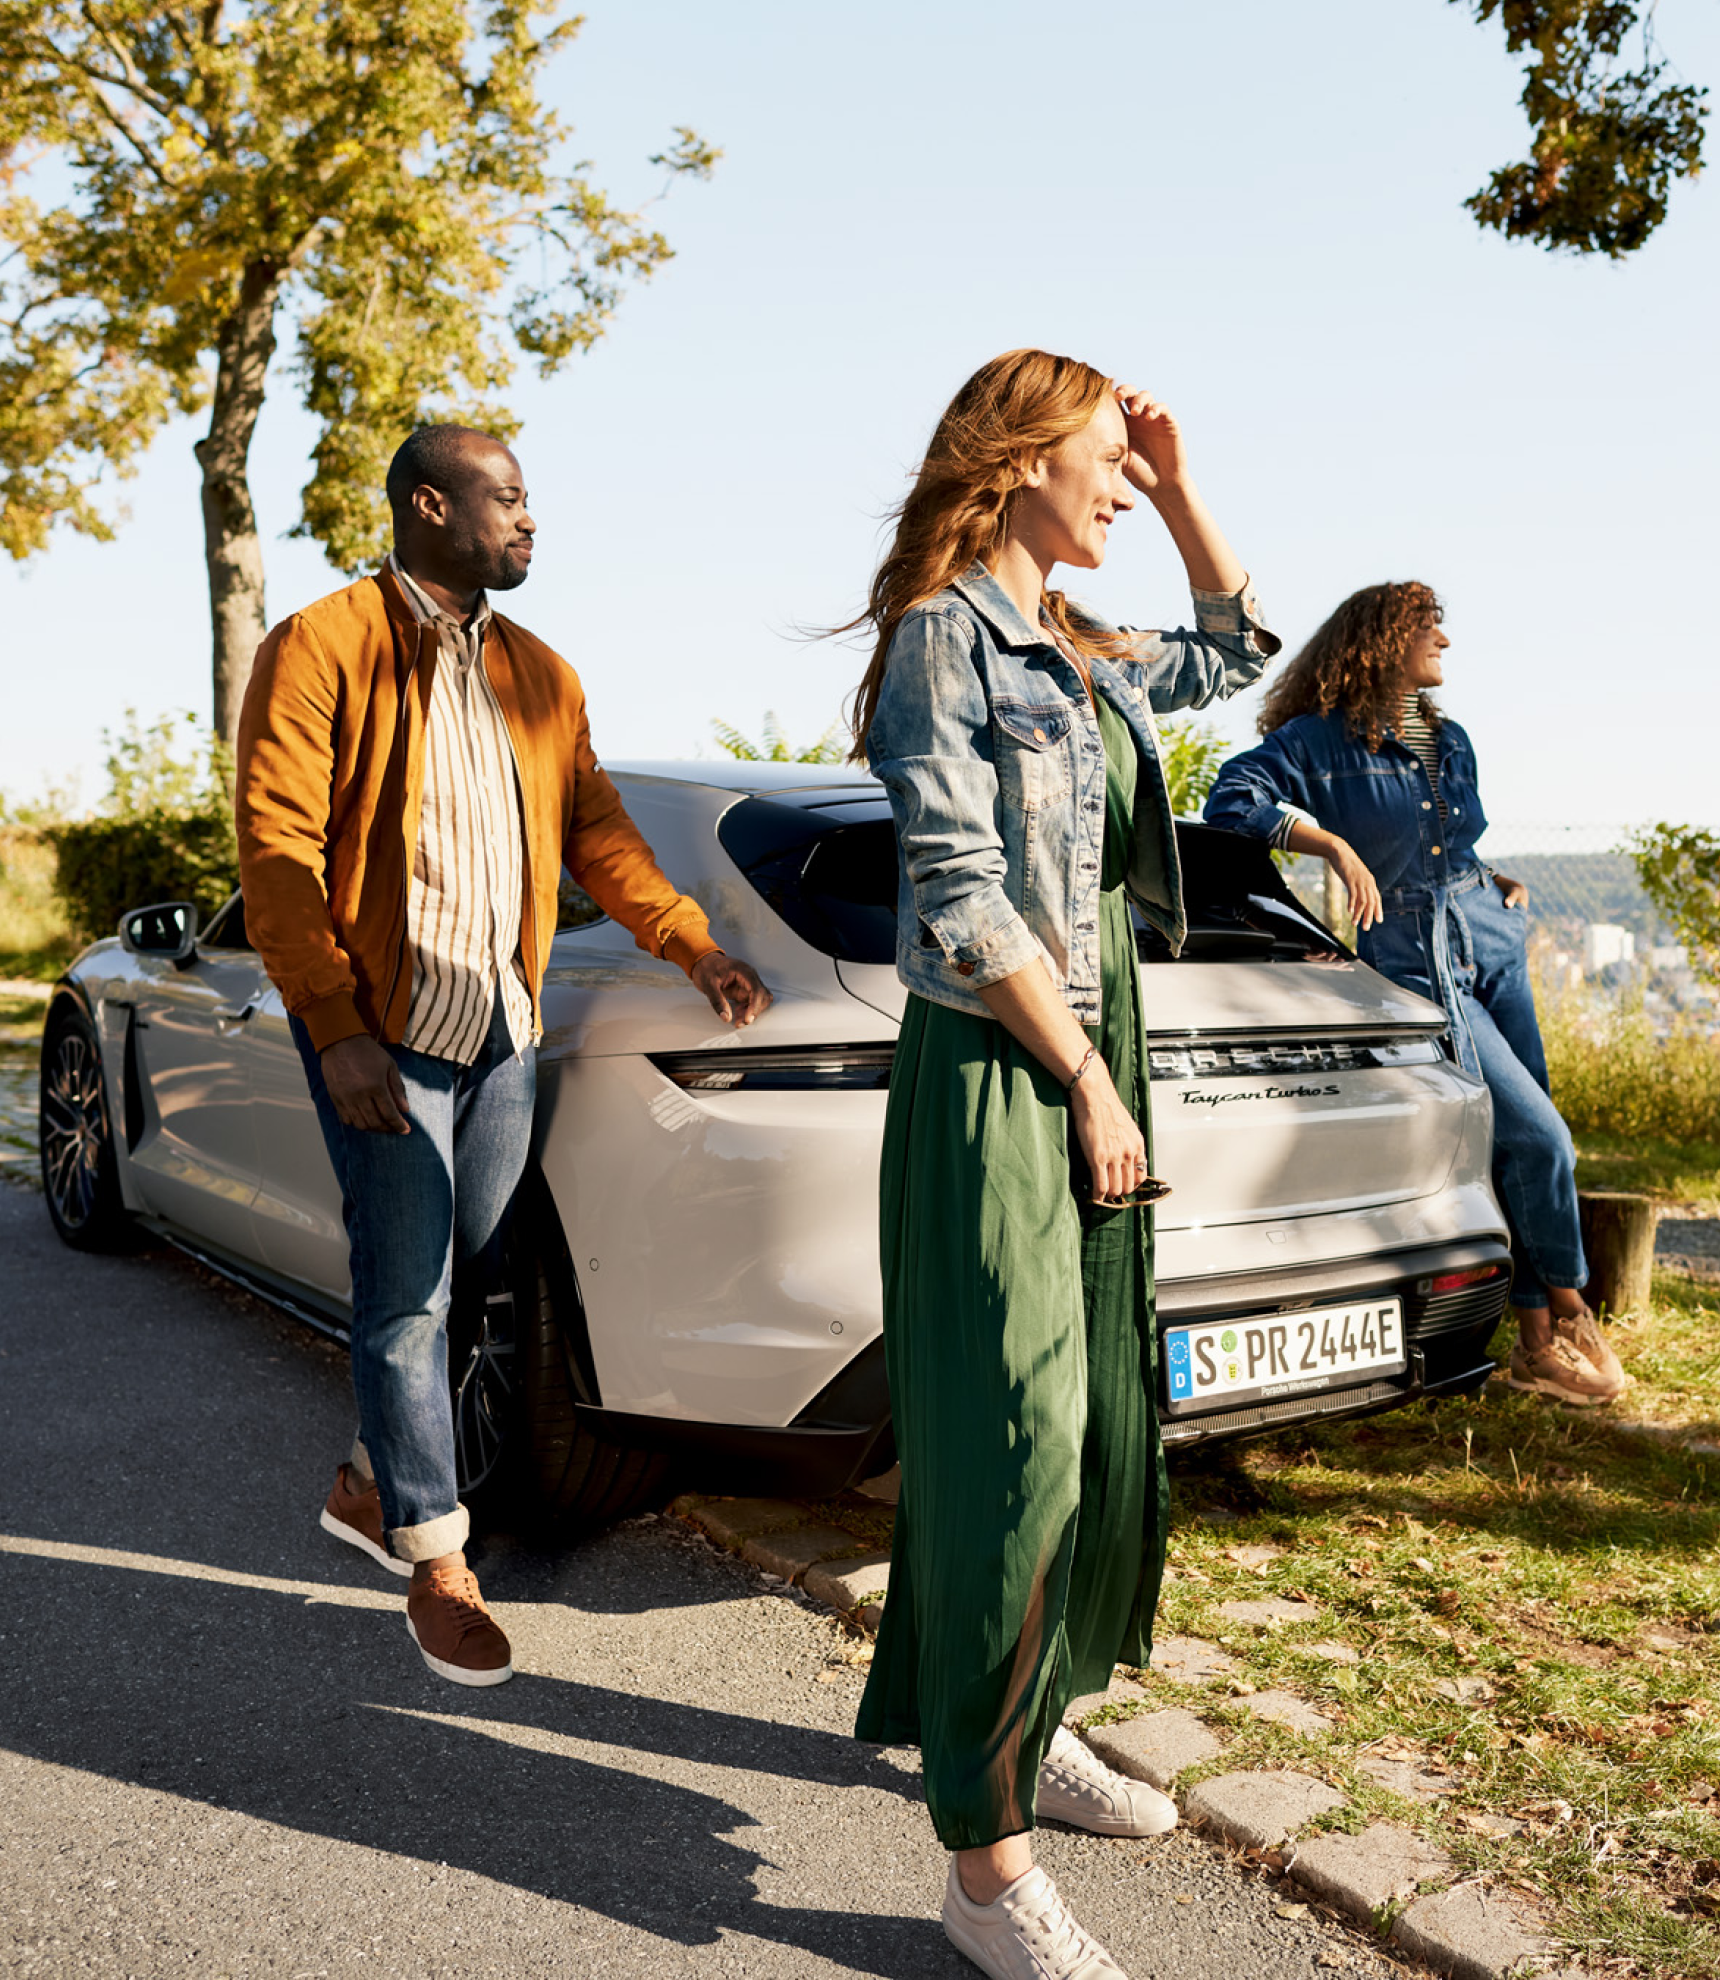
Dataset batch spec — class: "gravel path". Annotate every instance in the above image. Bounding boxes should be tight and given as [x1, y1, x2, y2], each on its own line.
[1655, 1213, 1720, 1279]
[0, 1184, 1402, 1979]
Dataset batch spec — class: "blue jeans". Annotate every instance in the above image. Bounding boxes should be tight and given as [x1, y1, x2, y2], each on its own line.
[1359, 864, 1586, 1309]
[292, 995, 536, 1559]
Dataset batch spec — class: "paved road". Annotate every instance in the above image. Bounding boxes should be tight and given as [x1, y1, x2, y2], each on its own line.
[0, 1184, 1403, 1980]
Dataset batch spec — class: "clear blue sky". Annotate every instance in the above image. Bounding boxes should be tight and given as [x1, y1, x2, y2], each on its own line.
[4, 0, 1717, 838]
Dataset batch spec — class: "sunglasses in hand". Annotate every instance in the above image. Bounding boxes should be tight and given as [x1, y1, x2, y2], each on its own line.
[1090, 1175, 1173, 1209]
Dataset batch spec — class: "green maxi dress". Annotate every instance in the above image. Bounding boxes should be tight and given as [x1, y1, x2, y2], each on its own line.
[856, 693, 1172, 1851]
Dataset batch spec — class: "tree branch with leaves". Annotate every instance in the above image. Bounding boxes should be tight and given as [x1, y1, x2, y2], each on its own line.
[711, 713, 849, 766]
[1628, 821, 1720, 988]
[1455, 1, 1706, 256]
[0, 0, 717, 739]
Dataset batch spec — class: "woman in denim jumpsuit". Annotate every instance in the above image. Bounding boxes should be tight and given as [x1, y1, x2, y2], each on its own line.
[1203, 581, 1624, 1407]
[849, 349, 1277, 1980]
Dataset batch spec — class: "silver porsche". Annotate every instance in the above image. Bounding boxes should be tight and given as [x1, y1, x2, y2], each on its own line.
[39, 761, 1513, 1528]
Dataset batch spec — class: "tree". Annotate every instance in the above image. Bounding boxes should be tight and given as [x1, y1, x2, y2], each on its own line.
[1628, 821, 1720, 988]
[711, 713, 848, 766]
[1157, 717, 1229, 819]
[1455, 1, 1706, 256]
[0, 1, 716, 741]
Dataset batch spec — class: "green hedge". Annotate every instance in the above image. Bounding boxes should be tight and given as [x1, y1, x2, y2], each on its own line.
[50, 809, 240, 946]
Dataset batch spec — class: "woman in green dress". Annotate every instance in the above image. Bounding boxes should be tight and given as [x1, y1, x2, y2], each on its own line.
[848, 349, 1279, 1980]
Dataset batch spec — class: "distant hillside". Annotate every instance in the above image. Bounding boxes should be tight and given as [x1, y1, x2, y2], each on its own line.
[1495, 852, 1663, 942]
[1280, 848, 1668, 945]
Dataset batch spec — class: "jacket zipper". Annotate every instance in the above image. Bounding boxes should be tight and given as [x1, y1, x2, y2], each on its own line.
[375, 630, 421, 1038]
[488, 636, 539, 1044]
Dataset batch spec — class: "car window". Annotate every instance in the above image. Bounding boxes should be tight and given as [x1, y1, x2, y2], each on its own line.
[1137, 823, 1349, 964]
[558, 871, 607, 932]
[718, 797, 898, 964]
[198, 892, 252, 952]
[720, 799, 1345, 967]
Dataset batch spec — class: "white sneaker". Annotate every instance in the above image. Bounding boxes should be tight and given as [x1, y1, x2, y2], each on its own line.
[942, 1861, 1127, 1979]
[1036, 1724, 1178, 1837]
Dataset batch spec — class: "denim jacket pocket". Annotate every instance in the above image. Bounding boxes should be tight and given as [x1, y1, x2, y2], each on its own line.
[992, 699, 1073, 813]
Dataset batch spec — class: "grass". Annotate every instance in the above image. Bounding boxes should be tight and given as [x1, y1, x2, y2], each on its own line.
[1574, 1134, 1720, 1216]
[0, 986, 49, 1052]
[0, 825, 76, 983]
[1599, 1271, 1720, 1438]
[1113, 1276, 1720, 1978]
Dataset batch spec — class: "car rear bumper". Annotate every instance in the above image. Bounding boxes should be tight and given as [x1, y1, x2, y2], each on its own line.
[1157, 1234, 1512, 1448]
[584, 1235, 1513, 1492]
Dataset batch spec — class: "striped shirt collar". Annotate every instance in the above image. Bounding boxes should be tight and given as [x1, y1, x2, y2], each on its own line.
[387, 551, 492, 658]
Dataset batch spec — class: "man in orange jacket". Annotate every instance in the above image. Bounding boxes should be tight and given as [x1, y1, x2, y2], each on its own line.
[236, 425, 770, 1684]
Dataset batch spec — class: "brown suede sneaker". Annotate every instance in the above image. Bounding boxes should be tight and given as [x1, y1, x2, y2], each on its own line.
[1553, 1308, 1631, 1394]
[406, 1562, 514, 1686]
[319, 1464, 412, 1578]
[1505, 1333, 1624, 1406]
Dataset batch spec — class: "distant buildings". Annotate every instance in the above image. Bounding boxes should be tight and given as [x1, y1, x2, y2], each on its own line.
[1583, 924, 1636, 973]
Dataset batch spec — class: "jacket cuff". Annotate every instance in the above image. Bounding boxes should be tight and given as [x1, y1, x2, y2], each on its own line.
[298, 991, 368, 1054]
[662, 920, 723, 977]
[932, 905, 1042, 989]
[1191, 574, 1281, 656]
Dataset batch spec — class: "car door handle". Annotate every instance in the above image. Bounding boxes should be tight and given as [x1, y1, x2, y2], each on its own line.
[213, 995, 264, 1024]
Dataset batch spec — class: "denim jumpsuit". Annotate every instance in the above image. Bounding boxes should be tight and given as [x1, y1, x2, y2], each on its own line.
[1204, 709, 1586, 1306]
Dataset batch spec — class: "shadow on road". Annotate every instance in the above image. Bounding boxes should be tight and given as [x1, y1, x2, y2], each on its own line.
[0, 1543, 946, 1976]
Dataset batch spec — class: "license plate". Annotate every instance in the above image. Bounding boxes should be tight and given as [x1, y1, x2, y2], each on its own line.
[1163, 1299, 1406, 1416]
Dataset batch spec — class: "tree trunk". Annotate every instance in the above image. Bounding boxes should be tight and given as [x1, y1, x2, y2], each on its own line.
[195, 260, 280, 747]
[1578, 1191, 1660, 1319]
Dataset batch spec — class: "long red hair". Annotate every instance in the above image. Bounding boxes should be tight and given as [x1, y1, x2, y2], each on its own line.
[846, 348, 1129, 758]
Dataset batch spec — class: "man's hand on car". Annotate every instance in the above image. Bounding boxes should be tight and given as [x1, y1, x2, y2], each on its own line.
[691, 952, 773, 1029]
[321, 1035, 412, 1134]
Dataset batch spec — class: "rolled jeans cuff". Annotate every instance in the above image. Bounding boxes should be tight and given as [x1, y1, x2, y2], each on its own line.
[387, 1504, 470, 1564]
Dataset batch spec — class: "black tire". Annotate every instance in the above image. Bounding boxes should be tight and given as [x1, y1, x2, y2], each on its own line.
[514, 1198, 673, 1533]
[39, 998, 133, 1252]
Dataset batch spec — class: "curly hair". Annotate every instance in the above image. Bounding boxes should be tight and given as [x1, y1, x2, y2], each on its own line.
[845, 349, 1132, 758]
[1258, 581, 1444, 750]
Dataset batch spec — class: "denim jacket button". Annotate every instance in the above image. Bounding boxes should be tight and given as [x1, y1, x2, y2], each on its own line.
[955, 960, 976, 977]
[1033, 727, 1047, 743]
[1431, 845, 1442, 856]
[1421, 801, 1432, 811]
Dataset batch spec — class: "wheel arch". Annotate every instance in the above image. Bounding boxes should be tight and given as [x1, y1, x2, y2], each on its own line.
[511, 1162, 602, 1408]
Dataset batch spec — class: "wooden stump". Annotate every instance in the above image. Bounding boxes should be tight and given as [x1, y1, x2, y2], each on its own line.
[1578, 1192, 1661, 1319]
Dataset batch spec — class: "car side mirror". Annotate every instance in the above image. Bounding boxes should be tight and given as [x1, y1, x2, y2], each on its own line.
[118, 901, 200, 968]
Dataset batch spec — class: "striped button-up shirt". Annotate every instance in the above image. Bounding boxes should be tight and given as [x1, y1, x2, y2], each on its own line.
[388, 553, 534, 1065]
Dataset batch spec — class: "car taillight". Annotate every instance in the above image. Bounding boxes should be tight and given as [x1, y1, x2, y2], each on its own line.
[649, 1044, 895, 1092]
[1420, 1265, 1508, 1294]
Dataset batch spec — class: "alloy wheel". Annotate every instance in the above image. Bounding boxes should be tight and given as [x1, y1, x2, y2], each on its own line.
[451, 1294, 517, 1495]
[41, 1027, 108, 1232]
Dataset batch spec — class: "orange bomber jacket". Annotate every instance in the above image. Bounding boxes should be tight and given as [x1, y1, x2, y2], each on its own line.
[235, 567, 722, 1054]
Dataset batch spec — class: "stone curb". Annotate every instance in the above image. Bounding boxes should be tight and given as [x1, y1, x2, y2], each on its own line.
[1388, 1883, 1551, 1980]
[671, 1492, 1592, 1980]
[671, 1496, 888, 1619]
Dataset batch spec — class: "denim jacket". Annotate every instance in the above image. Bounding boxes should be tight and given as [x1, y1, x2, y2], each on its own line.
[1201, 708, 1488, 902]
[866, 563, 1277, 1021]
